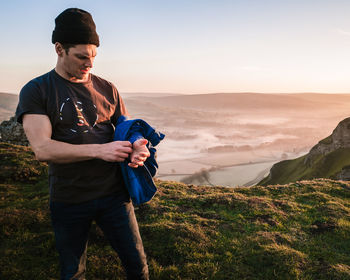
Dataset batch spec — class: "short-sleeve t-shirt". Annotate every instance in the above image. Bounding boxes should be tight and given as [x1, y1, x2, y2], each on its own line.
[16, 69, 128, 203]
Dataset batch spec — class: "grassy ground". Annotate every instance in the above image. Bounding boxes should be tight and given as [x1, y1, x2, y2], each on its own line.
[1, 143, 350, 279]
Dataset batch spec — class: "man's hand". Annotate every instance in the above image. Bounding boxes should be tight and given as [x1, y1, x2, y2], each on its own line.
[99, 141, 133, 162]
[128, 138, 150, 168]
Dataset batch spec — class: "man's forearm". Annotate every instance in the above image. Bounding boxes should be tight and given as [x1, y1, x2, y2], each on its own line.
[32, 139, 133, 164]
[22, 114, 133, 164]
[32, 138, 100, 163]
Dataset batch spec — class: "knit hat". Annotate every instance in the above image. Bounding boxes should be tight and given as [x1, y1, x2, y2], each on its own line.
[52, 8, 100, 46]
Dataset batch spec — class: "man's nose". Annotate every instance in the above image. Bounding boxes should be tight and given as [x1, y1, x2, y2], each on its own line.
[85, 58, 94, 68]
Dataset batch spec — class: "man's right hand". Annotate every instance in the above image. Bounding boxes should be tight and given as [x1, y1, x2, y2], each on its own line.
[98, 141, 133, 162]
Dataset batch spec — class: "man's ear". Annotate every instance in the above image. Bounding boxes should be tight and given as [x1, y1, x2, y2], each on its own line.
[55, 42, 64, 56]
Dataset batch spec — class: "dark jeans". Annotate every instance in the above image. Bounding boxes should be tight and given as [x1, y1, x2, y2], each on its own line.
[50, 193, 149, 280]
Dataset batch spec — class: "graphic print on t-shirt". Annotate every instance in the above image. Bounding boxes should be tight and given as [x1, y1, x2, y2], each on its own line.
[59, 97, 98, 134]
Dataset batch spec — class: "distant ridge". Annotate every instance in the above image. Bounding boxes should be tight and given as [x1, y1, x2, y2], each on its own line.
[121, 92, 183, 98]
[141, 92, 350, 111]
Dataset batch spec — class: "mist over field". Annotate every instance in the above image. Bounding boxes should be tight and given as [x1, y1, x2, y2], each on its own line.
[2, 92, 350, 186]
[123, 92, 350, 186]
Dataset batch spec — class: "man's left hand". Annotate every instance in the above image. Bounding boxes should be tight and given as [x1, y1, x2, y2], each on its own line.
[128, 138, 150, 168]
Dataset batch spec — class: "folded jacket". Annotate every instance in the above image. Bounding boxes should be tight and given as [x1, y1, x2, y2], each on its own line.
[114, 115, 165, 204]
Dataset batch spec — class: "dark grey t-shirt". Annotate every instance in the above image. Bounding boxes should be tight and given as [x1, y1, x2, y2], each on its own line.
[16, 69, 128, 203]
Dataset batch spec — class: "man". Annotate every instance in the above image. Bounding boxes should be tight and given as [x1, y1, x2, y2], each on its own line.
[16, 8, 149, 279]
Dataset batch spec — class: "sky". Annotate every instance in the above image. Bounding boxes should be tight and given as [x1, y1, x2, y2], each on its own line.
[1, 0, 350, 94]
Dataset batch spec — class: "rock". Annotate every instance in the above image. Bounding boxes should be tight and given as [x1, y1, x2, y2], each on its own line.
[304, 117, 350, 165]
[0, 116, 29, 146]
[260, 116, 350, 185]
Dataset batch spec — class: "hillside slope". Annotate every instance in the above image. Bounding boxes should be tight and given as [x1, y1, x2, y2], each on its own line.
[1, 143, 350, 280]
[259, 148, 350, 186]
[260, 117, 350, 186]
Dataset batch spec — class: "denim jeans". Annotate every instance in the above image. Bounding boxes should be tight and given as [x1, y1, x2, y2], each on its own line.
[50, 192, 149, 280]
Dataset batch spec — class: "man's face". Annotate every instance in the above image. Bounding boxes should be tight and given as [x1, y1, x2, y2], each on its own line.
[60, 44, 97, 82]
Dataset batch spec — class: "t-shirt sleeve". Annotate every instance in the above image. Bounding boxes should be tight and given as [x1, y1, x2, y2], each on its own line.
[117, 91, 128, 117]
[110, 84, 129, 125]
[15, 81, 47, 124]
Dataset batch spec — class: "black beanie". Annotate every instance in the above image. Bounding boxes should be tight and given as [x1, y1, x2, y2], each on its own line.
[52, 8, 100, 47]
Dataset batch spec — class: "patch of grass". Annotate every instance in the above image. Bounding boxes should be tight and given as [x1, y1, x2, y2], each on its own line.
[0, 142, 48, 183]
[1, 144, 350, 279]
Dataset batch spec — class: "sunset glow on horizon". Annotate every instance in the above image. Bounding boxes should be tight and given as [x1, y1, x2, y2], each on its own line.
[1, 0, 350, 94]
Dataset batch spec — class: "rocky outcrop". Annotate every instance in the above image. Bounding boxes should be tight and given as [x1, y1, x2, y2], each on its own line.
[304, 117, 350, 180]
[0, 116, 29, 146]
[305, 117, 350, 165]
[305, 117, 350, 180]
[260, 117, 350, 185]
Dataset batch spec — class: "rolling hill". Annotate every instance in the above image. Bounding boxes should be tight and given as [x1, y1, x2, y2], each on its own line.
[1, 142, 349, 279]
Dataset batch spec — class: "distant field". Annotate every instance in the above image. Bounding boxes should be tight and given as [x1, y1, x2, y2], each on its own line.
[124, 92, 350, 185]
[158, 160, 277, 186]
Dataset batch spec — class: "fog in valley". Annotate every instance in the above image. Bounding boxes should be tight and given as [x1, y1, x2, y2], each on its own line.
[123, 92, 350, 186]
[2, 92, 350, 187]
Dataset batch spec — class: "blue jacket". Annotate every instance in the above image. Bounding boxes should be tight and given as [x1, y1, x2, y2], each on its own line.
[114, 115, 165, 205]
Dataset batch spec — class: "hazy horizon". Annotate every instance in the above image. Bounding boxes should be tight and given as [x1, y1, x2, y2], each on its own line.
[2, 91, 350, 186]
[3, 90, 350, 96]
